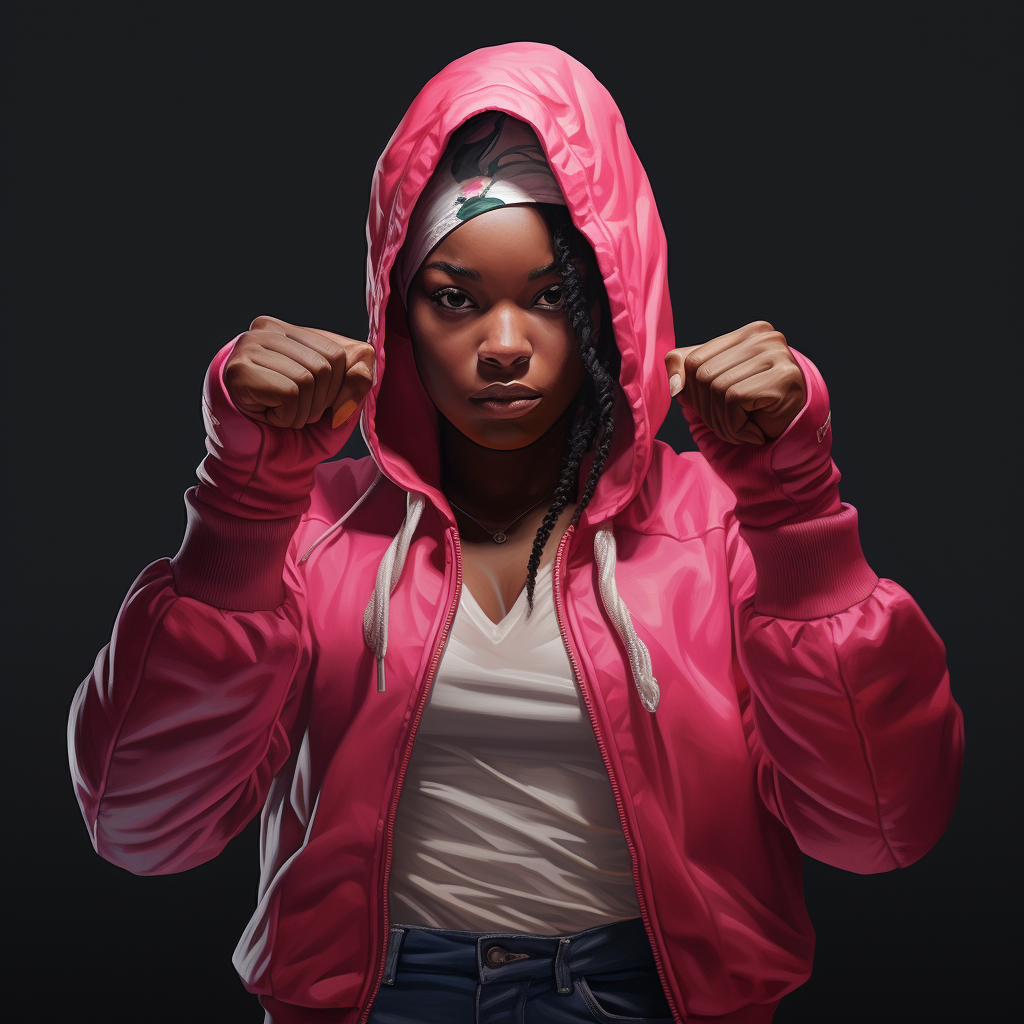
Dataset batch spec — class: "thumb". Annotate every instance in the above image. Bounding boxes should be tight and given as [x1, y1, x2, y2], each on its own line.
[665, 344, 702, 399]
[329, 343, 376, 428]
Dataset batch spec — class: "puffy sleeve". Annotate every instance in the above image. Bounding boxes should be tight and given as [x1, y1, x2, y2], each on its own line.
[67, 336, 361, 875]
[67, 541, 314, 876]
[725, 506, 963, 871]
[682, 344, 964, 871]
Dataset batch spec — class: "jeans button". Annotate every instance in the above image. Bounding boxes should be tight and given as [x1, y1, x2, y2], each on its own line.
[486, 945, 510, 966]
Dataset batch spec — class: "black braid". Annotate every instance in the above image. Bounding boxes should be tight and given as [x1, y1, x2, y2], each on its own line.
[524, 206, 620, 615]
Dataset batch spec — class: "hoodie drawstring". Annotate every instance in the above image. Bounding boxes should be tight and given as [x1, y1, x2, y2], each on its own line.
[298, 471, 384, 565]
[361, 491, 659, 713]
[362, 491, 426, 692]
[593, 526, 660, 713]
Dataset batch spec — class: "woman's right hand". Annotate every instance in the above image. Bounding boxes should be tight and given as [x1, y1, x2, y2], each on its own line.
[225, 316, 376, 429]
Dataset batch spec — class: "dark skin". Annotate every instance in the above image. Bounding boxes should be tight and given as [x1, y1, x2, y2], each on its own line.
[223, 206, 807, 622]
[406, 205, 588, 622]
[406, 207, 587, 512]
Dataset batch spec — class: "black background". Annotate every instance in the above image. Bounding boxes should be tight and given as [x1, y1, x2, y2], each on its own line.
[14, 5, 1011, 1022]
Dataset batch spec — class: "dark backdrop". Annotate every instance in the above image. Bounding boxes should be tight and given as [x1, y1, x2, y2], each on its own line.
[14, 5, 1010, 1023]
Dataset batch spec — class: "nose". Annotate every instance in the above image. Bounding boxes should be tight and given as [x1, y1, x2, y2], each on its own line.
[477, 302, 532, 371]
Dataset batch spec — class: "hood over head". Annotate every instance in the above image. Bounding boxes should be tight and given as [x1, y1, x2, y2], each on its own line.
[359, 41, 675, 532]
[395, 110, 568, 303]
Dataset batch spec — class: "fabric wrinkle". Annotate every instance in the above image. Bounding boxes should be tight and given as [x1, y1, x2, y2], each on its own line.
[363, 498, 660, 715]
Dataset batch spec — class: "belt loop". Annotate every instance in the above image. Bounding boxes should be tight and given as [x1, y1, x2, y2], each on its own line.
[382, 925, 406, 986]
[554, 936, 573, 995]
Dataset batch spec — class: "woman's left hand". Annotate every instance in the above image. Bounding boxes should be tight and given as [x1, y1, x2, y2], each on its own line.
[665, 321, 807, 445]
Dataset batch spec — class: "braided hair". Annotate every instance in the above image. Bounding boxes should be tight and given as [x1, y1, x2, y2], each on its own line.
[524, 204, 621, 615]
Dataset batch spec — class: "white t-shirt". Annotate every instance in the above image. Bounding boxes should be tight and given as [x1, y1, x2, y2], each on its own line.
[388, 559, 643, 935]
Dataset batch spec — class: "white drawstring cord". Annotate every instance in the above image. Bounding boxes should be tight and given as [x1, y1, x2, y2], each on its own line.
[363, 492, 426, 692]
[359, 491, 657, 712]
[594, 526, 660, 713]
[298, 470, 384, 565]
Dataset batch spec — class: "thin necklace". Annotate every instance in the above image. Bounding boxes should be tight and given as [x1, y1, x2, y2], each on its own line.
[446, 492, 554, 544]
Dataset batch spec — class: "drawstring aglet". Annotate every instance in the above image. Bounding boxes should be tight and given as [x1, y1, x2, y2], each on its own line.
[377, 659, 386, 693]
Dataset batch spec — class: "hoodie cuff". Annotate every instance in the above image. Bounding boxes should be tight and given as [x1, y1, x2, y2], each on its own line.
[169, 487, 299, 610]
[739, 502, 879, 619]
[195, 337, 345, 520]
[680, 347, 842, 529]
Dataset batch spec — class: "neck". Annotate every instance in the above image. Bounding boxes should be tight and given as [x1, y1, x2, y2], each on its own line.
[440, 401, 580, 522]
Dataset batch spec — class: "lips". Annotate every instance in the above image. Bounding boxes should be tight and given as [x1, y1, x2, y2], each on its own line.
[470, 383, 543, 401]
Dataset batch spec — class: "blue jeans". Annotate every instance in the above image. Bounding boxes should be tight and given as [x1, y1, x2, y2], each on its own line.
[365, 915, 674, 1023]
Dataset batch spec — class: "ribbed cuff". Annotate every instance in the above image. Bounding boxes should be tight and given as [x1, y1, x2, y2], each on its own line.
[169, 487, 300, 611]
[739, 502, 879, 619]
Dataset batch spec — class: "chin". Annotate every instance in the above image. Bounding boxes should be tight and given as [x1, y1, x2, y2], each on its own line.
[452, 415, 548, 451]
[468, 425, 546, 451]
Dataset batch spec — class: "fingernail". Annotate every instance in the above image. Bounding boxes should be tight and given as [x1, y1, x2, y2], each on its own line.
[668, 373, 682, 397]
[332, 399, 358, 428]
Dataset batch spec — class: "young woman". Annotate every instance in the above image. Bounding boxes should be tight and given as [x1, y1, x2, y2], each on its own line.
[68, 43, 963, 1024]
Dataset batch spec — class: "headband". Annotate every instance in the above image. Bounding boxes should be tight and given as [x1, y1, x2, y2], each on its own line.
[395, 111, 567, 302]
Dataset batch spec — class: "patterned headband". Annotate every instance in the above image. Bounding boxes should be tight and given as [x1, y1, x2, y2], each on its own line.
[395, 111, 567, 302]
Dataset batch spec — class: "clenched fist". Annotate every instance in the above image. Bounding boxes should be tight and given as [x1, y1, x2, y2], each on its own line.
[665, 321, 806, 445]
[225, 316, 376, 430]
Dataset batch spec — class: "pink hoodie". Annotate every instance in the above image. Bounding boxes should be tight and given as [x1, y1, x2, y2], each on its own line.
[68, 42, 963, 1023]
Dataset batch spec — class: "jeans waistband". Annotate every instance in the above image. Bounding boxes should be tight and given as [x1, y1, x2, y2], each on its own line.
[382, 916, 655, 995]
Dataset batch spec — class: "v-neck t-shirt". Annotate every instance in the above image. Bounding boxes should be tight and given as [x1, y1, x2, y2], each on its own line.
[387, 559, 643, 935]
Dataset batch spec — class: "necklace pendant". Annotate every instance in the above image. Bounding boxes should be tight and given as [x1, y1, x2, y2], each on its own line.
[492, 531, 507, 544]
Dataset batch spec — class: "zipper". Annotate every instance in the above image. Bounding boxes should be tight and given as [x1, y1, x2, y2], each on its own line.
[552, 523, 683, 1024]
[358, 525, 463, 1024]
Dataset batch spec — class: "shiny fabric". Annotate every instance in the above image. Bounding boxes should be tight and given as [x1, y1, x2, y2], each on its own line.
[387, 560, 642, 934]
[69, 41, 964, 1024]
[362, 917, 672, 1024]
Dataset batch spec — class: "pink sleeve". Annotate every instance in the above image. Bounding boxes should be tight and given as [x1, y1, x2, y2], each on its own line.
[701, 347, 964, 872]
[726, 510, 963, 872]
[66, 337, 351, 874]
[67, 553, 313, 875]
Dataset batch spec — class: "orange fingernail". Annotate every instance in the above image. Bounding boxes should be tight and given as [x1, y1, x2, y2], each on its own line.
[332, 399, 358, 428]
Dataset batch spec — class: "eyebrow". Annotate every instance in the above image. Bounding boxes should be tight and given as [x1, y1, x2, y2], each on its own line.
[527, 261, 558, 280]
[422, 260, 559, 282]
[423, 261, 480, 280]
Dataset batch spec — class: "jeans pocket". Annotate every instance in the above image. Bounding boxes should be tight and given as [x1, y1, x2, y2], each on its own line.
[574, 973, 674, 1023]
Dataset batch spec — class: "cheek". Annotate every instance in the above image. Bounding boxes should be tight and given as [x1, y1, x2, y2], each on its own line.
[411, 340, 454, 405]
[550, 326, 585, 387]
[408, 310, 455, 398]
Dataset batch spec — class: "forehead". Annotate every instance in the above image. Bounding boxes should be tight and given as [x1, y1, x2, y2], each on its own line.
[428, 205, 554, 270]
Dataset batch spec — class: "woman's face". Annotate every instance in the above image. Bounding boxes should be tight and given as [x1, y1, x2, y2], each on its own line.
[406, 205, 588, 451]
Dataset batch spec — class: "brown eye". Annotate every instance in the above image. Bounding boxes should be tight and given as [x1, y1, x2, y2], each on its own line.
[430, 287, 475, 311]
[537, 285, 563, 307]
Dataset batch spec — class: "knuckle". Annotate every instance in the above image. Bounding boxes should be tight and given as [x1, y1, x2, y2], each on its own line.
[309, 352, 332, 377]
[682, 351, 703, 373]
[249, 315, 278, 332]
[320, 338, 347, 362]
[748, 319, 774, 333]
[694, 360, 715, 382]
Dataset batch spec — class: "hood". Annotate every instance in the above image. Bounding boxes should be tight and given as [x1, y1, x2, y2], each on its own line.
[359, 41, 675, 531]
